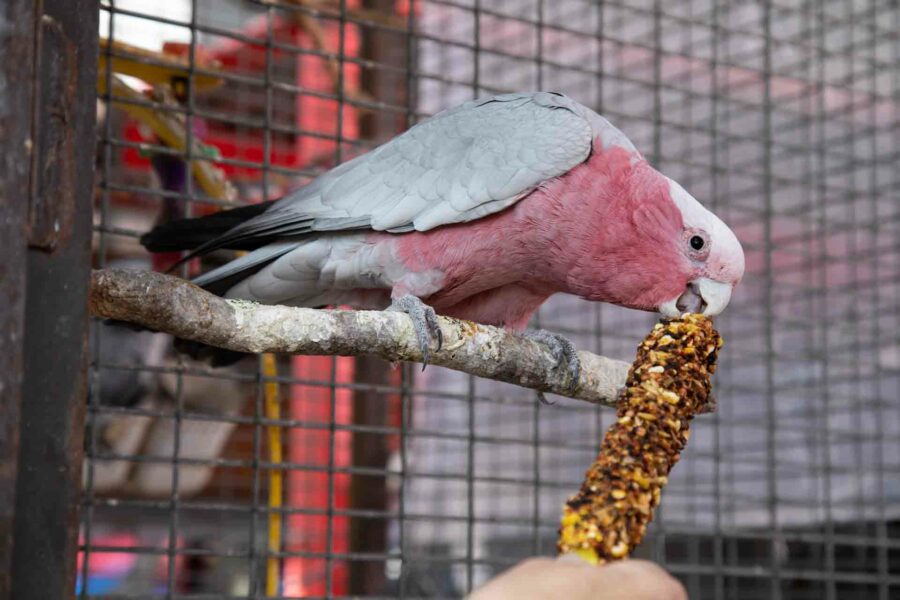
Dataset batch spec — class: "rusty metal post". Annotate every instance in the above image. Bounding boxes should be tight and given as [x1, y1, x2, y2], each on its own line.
[9, 1, 98, 598]
[0, 1, 38, 597]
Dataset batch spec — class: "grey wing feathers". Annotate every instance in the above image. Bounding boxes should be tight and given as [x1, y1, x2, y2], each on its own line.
[193, 92, 634, 287]
[227, 92, 608, 238]
[191, 241, 298, 288]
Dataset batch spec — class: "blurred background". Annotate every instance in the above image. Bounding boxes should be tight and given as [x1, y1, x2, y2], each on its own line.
[77, 0, 900, 597]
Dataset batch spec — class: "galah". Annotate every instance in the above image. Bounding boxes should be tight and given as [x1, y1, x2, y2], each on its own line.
[142, 92, 745, 379]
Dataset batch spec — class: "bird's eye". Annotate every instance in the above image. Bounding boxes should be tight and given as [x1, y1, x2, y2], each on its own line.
[684, 229, 710, 260]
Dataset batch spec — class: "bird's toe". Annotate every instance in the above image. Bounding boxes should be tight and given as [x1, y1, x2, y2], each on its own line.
[522, 329, 581, 393]
[390, 294, 442, 368]
[565, 352, 581, 393]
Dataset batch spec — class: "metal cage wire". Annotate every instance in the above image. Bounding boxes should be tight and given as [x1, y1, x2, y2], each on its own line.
[85, 0, 900, 598]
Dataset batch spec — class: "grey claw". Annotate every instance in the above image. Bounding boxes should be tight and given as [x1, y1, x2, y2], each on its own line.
[424, 304, 443, 352]
[522, 329, 581, 394]
[390, 295, 442, 368]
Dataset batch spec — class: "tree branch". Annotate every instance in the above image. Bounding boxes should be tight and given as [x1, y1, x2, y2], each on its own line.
[89, 269, 630, 406]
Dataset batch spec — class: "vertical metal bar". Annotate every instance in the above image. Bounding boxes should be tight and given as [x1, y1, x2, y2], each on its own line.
[594, 0, 604, 113]
[398, 3, 418, 596]
[80, 3, 115, 596]
[797, 1, 817, 596]
[760, 2, 782, 599]
[708, 2, 725, 598]
[472, 0, 481, 98]
[349, 2, 411, 592]
[465, 374, 476, 594]
[465, 1, 480, 593]
[650, 0, 666, 569]
[815, 1, 836, 597]
[0, 0, 36, 597]
[842, 1, 866, 584]
[886, 2, 900, 597]
[719, 6, 739, 596]
[257, 7, 276, 597]
[163, 1, 198, 592]
[11, 0, 98, 598]
[249, 351, 265, 599]
[327, 6, 348, 597]
[531, 0, 545, 559]
[869, 2, 888, 598]
[397, 362, 413, 600]
[325, 357, 339, 599]
[591, 0, 606, 523]
[650, 0, 663, 168]
[348, 357, 391, 594]
[249, 265, 266, 595]
[679, 4, 700, 595]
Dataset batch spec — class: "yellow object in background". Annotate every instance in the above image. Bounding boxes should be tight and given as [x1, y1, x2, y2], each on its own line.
[262, 353, 283, 596]
[98, 38, 224, 91]
[96, 39, 236, 202]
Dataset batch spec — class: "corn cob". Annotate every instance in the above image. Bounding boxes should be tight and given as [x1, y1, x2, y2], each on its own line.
[558, 314, 722, 565]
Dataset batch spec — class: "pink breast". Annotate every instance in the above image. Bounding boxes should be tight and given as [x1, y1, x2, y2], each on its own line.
[386, 198, 560, 327]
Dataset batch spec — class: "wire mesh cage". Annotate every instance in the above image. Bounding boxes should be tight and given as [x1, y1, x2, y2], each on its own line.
[85, 0, 899, 598]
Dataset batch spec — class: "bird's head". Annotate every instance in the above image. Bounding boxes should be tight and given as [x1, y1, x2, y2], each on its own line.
[654, 177, 745, 318]
[565, 146, 744, 318]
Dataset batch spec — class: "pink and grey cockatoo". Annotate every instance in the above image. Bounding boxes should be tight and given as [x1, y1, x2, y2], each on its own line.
[142, 92, 745, 378]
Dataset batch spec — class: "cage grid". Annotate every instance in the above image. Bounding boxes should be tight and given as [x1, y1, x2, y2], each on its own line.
[84, 0, 899, 598]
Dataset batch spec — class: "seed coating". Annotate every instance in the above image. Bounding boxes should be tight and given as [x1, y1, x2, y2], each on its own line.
[557, 314, 721, 564]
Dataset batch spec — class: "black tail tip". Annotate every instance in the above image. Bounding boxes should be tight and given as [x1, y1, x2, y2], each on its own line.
[138, 226, 178, 253]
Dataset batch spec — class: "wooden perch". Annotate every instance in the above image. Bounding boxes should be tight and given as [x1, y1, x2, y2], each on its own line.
[89, 269, 631, 406]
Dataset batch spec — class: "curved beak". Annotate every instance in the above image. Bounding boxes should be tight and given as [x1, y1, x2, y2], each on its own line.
[658, 277, 734, 318]
[696, 278, 732, 316]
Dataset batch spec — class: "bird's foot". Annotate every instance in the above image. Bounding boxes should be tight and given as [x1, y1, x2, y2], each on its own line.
[389, 295, 443, 369]
[521, 329, 581, 395]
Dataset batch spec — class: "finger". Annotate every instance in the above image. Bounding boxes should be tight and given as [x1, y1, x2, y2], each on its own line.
[469, 557, 686, 600]
[581, 559, 687, 600]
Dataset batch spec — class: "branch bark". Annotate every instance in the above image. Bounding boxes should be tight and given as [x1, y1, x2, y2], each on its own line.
[89, 269, 630, 406]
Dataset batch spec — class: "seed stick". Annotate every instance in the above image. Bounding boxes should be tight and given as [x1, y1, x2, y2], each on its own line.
[558, 314, 722, 564]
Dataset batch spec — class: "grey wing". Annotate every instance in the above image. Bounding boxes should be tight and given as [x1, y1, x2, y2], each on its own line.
[193, 92, 633, 286]
[308, 91, 597, 232]
[217, 93, 617, 240]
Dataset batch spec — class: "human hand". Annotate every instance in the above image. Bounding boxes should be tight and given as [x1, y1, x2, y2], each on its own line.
[468, 556, 687, 600]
